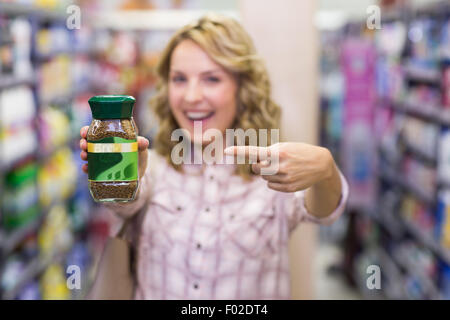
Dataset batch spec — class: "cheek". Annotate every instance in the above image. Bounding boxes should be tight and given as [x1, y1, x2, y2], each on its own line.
[211, 87, 237, 124]
[168, 86, 180, 110]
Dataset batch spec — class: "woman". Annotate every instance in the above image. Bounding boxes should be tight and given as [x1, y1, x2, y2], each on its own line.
[79, 14, 348, 299]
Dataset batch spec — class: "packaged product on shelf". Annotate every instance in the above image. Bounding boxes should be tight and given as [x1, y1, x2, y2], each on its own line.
[39, 55, 72, 103]
[87, 95, 139, 202]
[39, 107, 71, 153]
[37, 148, 77, 207]
[69, 151, 93, 232]
[407, 18, 440, 72]
[2, 162, 39, 231]
[402, 117, 438, 159]
[440, 263, 450, 299]
[444, 66, 450, 110]
[16, 281, 41, 300]
[0, 255, 26, 294]
[10, 18, 33, 79]
[341, 38, 377, 208]
[404, 85, 441, 114]
[40, 263, 71, 300]
[70, 95, 93, 138]
[72, 57, 92, 93]
[436, 190, 450, 249]
[36, 25, 71, 58]
[403, 156, 436, 198]
[0, 86, 37, 168]
[0, 86, 36, 129]
[438, 128, 450, 184]
[37, 204, 73, 257]
[0, 126, 37, 170]
[441, 20, 450, 61]
[0, 23, 14, 75]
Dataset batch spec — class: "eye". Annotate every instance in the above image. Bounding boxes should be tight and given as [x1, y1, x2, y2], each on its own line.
[171, 75, 186, 83]
[205, 76, 220, 83]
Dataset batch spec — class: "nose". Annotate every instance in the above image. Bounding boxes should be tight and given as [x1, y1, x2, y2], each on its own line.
[184, 80, 203, 103]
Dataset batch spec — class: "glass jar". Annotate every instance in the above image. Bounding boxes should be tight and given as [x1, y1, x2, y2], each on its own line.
[87, 95, 139, 202]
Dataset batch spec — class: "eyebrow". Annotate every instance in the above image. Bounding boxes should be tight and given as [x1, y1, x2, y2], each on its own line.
[169, 69, 223, 75]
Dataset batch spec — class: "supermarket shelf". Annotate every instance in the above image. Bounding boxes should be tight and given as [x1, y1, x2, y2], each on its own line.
[404, 64, 441, 86]
[0, 36, 14, 46]
[1, 215, 42, 258]
[377, 247, 407, 300]
[361, 207, 404, 240]
[379, 99, 450, 126]
[390, 246, 442, 300]
[438, 179, 450, 189]
[40, 92, 75, 108]
[0, 74, 36, 89]
[0, 2, 67, 21]
[402, 141, 437, 167]
[34, 51, 73, 63]
[38, 136, 80, 162]
[401, 219, 450, 266]
[34, 48, 98, 63]
[91, 9, 240, 30]
[379, 169, 435, 207]
[0, 152, 37, 174]
[1, 248, 70, 300]
[1, 190, 77, 258]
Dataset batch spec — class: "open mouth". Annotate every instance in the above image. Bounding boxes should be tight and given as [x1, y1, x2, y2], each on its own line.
[185, 111, 215, 121]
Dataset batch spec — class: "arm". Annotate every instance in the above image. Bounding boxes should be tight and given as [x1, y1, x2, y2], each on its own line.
[225, 142, 348, 223]
[304, 154, 342, 219]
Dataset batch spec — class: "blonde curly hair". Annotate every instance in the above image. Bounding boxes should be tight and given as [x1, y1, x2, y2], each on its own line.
[151, 13, 281, 180]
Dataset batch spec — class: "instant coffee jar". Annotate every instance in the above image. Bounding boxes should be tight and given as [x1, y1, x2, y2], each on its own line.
[87, 95, 139, 202]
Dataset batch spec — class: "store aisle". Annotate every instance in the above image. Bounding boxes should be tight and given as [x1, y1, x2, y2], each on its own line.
[314, 244, 362, 300]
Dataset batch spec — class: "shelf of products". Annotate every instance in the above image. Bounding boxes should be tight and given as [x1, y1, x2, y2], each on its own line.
[319, 1, 450, 300]
[1, 0, 226, 300]
[0, 2, 106, 300]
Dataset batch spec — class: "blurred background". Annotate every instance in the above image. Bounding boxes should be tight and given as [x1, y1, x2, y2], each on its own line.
[1, 0, 450, 300]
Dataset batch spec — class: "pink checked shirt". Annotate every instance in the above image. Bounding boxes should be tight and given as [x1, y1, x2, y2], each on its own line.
[106, 149, 349, 300]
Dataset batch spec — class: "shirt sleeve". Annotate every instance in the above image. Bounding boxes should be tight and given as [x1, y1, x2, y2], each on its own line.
[287, 167, 349, 232]
[101, 149, 152, 220]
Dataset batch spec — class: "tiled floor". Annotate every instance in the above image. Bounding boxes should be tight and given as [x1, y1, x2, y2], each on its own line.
[314, 244, 362, 300]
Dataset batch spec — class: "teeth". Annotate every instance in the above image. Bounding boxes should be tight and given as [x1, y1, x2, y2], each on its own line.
[186, 111, 213, 120]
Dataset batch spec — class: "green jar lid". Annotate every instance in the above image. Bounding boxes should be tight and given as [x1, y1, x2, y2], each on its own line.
[88, 95, 136, 119]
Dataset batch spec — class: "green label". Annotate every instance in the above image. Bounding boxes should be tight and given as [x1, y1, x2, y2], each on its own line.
[87, 137, 138, 181]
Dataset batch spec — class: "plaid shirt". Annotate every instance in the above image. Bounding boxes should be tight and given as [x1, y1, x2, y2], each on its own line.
[106, 150, 349, 300]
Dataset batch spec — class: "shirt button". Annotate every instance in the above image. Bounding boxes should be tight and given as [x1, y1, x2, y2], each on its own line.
[230, 214, 235, 220]
[176, 206, 182, 211]
[196, 243, 202, 249]
[193, 283, 199, 289]
[209, 175, 214, 181]
[204, 207, 210, 213]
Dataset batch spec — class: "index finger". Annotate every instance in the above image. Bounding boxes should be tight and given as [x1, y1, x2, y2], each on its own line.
[80, 126, 89, 139]
[224, 146, 270, 162]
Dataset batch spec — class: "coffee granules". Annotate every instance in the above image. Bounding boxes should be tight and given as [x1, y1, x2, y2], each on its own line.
[87, 96, 139, 202]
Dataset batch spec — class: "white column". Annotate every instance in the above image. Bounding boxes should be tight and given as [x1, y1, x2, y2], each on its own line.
[238, 0, 319, 299]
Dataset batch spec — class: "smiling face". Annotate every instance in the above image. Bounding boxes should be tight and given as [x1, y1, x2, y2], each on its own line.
[168, 39, 238, 145]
